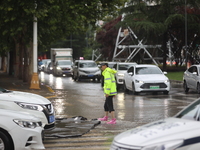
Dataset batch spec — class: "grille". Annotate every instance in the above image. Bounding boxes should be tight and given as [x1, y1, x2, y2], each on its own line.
[82, 70, 97, 74]
[141, 82, 167, 89]
[62, 68, 70, 70]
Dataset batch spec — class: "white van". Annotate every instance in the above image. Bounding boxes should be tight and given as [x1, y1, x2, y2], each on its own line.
[0, 87, 55, 130]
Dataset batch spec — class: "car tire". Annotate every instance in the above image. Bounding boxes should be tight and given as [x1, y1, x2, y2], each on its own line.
[183, 81, 189, 93]
[132, 82, 138, 95]
[197, 83, 200, 94]
[123, 81, 129, 93]
[0, 131, 13, 150]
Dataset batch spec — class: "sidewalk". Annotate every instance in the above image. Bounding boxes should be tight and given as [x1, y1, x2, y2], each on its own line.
[0, 71, 52, 98]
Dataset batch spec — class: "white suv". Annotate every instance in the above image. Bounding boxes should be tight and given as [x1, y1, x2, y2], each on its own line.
[72, 60, 101, 81]
[0, 109, 44, 150]
[0, 87, 55, 130]
[53, 60, 72, 76]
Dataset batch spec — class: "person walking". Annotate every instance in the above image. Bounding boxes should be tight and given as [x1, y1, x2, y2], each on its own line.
[98, 63, 117, 124]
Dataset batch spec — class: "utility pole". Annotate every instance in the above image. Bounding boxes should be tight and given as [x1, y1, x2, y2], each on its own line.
[30, 15, 40, 89]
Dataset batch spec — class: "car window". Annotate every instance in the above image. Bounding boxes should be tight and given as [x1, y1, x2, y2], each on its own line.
[188, 66, 194, 73]
[127, 66, 133, 73]
[79, 62, 97, 68]
[136, 67, 162, 75]
[176, 100, 200, 121]
[118, 64, 135, 70]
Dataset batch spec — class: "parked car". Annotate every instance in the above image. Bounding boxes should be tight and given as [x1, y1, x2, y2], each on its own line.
[183, 65, 200, 94]
[40, 59, 51, 71]
[43, 60, 51, 73]
[0, 109, 44, 150]
[0, 87, 55, 130]
[53, 60, 72, 76]
[123, 64, 170, 94]
[113, 62, 137, 87]
[110, 97, 200, 150]
[72, 60, 101, 81]
[46, 62, 53, 74]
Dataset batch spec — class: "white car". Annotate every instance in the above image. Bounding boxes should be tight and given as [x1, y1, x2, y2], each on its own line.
[123, 64, 170, 94]
[110, 98, 200, 150]
[0, 87, 55, 130]
[72, 60, 101, 81]
[0, 109, 44, 150]
[43, 60, 51, 73]
[53, 60, 72, 76]
[112, 62, 137, 87]
[183, 65, 200, 94]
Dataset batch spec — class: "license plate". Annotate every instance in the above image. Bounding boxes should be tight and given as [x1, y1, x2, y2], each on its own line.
[88, 75, 94, 77]
[150, 86, 160, 89]
[63, 71, 70, 73]
[49, 115, 55, 123]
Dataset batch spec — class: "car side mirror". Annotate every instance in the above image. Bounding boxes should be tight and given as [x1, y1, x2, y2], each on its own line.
[193, 72, 197, 75]
[163, 71, 167, 75]
[128, 72, 133, 76]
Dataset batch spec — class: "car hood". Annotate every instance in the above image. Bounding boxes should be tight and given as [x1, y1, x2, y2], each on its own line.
[58, 65, 71, 68]
[135, 74, 168, 82]
[0, 91, 50, 104]
[114, 117, 200, 147]
[79, 67, 100, 71]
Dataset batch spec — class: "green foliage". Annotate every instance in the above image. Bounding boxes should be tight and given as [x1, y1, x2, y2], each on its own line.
[165, 71, 184, 81]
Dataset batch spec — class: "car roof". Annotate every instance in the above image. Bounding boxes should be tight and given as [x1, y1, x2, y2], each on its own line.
[117, 62, 137, 65]
[135, 64, 158, 67]
[75, 60, 95, 62]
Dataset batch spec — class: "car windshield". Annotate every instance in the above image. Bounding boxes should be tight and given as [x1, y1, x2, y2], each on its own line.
[79, 62, 97, 68]
[136, 67, 162, 75]
[118, 64, 134, 70]
[176, 100, 200, 121]
[58, 61, 72, 65]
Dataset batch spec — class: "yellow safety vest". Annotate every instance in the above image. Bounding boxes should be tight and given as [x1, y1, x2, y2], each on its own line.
[102, 67, 117, 96]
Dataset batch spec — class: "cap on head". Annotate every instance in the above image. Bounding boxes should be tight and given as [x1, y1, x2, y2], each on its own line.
[100, 63, 108, 67]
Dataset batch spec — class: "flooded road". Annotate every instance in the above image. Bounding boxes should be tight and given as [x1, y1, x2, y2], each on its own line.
[39, 72, 200, 149]
[40, 72, 199, 123]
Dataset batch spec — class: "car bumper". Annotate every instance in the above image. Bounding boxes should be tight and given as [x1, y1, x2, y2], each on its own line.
[11, 126, 44, 150]
[135, 82, 170, 92]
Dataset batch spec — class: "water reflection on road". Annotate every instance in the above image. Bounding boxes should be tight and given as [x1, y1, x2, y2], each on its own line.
[39, 72, 199, 125]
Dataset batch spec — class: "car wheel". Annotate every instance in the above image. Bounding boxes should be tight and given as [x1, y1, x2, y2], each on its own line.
[183, 81, 189, 93]
[0, 131, 13, 150]
[123, 81, 129, 93]
[132, 82, 138, 95]
[197, 83, 200, 94]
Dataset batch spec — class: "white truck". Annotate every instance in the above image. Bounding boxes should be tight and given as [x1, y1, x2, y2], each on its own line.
[50, 48, 73, 76]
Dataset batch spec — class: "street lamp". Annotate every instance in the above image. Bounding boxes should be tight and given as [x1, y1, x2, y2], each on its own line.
[185, 0, 188, 68]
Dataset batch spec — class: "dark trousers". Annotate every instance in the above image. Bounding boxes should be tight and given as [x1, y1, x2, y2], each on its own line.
[104, 96, 115, 113]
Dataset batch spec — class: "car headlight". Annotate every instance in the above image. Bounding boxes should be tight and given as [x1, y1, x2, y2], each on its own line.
[50, 67, 53, 70]
[135, 79, 144, 84]
[117, 73, 124, 77]
[56, 66, 61, 70]
[13, 119, 42, 128]
[15, 102, 43, 111]
[142, 140, 183, 150]
[164, 80, 169, 83]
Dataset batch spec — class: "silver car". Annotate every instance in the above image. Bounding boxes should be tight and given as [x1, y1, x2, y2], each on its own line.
[72, 60, 101, 81]
[183, 65, 200, 93]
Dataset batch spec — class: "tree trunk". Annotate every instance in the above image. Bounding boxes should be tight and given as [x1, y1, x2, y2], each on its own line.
[162, 32, 168, 71]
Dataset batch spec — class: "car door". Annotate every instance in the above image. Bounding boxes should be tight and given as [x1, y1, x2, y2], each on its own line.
[187, 66, 197, 89]
[125, 66, 134, 90]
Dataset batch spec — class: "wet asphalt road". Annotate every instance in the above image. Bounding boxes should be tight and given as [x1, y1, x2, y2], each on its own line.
[39, 72, 200, 149]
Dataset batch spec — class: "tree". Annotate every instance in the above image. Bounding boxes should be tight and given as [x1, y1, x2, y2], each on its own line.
[0, 0, 124, 81]
[96, 0, 200, 69]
